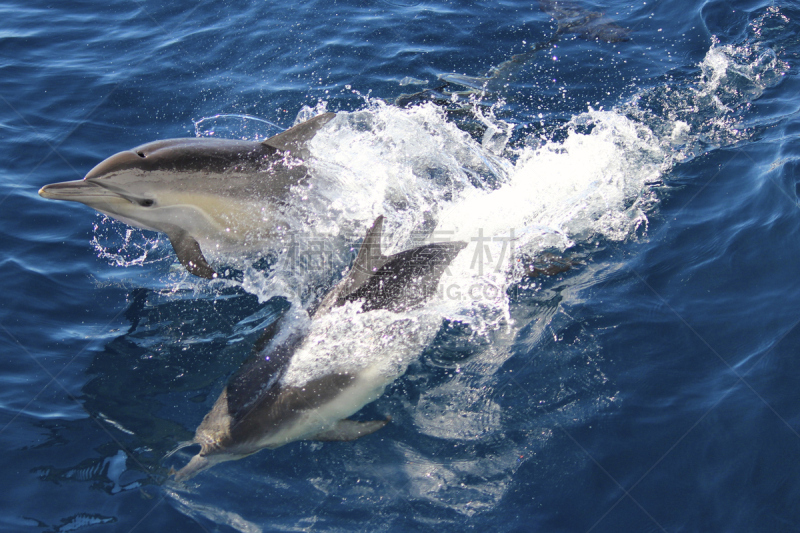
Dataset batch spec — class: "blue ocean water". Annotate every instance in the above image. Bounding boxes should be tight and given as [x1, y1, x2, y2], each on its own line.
[2, 0, 800, 530]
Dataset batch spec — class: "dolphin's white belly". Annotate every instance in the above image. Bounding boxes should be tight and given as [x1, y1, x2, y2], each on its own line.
[257, 308, 442, 449]
[161, 193, 276, 242]
[256, 364, 389, 448]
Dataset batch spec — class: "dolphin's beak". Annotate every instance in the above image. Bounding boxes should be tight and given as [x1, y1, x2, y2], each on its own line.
[38, 179, 120, 203]
[173, 454, 212, 482]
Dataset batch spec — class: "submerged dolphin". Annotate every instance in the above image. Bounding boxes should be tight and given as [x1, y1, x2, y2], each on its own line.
[38, 112, 336, 278]
[398, 1, 630, 107]
[172, 216, 466, 480]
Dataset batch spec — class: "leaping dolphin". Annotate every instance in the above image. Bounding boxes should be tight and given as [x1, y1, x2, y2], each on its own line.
[172, 216, 466, 481]
[38, 112, 336, 278]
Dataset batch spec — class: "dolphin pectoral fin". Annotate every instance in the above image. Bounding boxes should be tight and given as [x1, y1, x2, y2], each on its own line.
[310, 417, 391, 442]
[166, 230, 217, 279]
[262, 112, 336, 154]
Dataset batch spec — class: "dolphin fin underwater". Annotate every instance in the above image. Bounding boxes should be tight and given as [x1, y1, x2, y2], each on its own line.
[38, 112, 336, 278]
[172, 216, 467, 481]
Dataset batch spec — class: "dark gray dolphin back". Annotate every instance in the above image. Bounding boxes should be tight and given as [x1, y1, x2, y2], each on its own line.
[314, 216, 467, 316]
[344, 239, 466, 312]
[225, 303, 299, 422]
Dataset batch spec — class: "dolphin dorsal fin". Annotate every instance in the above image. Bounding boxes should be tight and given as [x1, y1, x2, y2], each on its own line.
[346, 215, 388, 293]
[310, 216, 388, 317]
[262, 112, 336, 154]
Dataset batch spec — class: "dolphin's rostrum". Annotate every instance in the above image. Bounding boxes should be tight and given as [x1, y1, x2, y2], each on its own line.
[172, 216, 466, 481]
[38, 112, 336, 278]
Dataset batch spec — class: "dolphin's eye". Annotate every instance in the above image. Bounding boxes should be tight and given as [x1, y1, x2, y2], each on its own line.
[136, 151, 146, 158]
[138, 199, 155, 207]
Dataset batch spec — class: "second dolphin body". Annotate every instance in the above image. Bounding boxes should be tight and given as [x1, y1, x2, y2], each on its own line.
[173, 216, 466, 480]
[38, 112, 336, 278]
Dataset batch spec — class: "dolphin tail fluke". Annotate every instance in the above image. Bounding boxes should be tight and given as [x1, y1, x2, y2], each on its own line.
[309, 417, 391, 442]
[166, 228, 217, 279]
